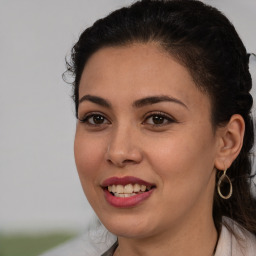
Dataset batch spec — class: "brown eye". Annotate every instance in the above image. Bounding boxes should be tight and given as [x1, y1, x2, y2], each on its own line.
[152, 115, 165, 124]
[79, 113, 110, 126]
[144, 113, 175, 126]
[91, 115, 105, 124]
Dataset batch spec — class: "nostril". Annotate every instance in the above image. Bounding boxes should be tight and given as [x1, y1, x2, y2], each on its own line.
[107, 159, 114, 165]
[123, 159, 136, 164]
[105, 146, 143, 167]
[106, 158, 136, 167]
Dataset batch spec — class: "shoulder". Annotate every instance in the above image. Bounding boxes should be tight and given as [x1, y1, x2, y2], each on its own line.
[38, 227, 116, 256]
[215, 217, 256, 256]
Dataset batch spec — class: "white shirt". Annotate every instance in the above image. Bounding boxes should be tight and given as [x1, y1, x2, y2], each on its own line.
[215, 217, 256, 256]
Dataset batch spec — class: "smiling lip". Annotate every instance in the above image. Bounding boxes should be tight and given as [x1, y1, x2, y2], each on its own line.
[101, 176, 154, 187]
[101, 176, 156, 208]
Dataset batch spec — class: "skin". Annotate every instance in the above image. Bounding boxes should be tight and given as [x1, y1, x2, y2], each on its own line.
[74, 43, 245, 256]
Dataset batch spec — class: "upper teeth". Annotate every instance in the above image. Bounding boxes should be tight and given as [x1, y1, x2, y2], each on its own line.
[108, 184, 150, 194]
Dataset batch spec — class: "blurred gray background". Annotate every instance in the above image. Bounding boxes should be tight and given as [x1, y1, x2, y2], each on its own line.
[0, 0, 255, 234]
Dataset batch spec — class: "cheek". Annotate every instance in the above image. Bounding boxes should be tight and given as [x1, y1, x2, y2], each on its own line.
[74, 131, 106, 185]
[144, 133, 216, 224]
[146, 128, 216, 193]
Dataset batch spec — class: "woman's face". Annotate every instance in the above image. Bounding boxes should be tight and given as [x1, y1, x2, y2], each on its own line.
[74, 43, 220, 238]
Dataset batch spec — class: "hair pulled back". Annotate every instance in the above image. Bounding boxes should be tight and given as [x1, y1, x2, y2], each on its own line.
[66, 0, 256, 235]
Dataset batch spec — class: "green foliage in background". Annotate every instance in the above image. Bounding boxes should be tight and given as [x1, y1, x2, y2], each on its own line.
[0, 233, 76, 256]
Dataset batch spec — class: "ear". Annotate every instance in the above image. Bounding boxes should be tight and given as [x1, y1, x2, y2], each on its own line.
[214, 114, 245, 170]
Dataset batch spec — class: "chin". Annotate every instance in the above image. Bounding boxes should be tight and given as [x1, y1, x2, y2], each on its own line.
[99, 213, 157, 239]
[108, 226, 151, 239]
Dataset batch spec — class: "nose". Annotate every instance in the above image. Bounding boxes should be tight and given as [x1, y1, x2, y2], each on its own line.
[105, 126, 143, 167]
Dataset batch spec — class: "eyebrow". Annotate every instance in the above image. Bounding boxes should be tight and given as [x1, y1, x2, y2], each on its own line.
[78, 94, 187, 109]
[79, 95, 112, 108]
[133, 95, 188, 109]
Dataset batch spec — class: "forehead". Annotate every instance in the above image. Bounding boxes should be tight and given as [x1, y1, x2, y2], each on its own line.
[79, 43, 210, 111]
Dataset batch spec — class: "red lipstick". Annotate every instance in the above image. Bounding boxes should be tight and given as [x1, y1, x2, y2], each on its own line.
[101, 176, 156, 208]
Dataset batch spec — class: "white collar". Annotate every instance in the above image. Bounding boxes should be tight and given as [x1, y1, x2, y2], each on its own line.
[215, 217, 256, 256]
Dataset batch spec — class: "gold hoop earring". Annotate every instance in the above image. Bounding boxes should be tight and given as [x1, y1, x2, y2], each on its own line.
[217, 169, 233, 199]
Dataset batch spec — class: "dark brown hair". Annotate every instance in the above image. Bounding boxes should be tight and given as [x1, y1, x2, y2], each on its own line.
[65, 0, 256, 235]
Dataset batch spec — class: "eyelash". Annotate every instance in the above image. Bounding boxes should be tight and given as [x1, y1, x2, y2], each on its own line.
[143, 111, 176, 126]
[78, 112, 110, 126]
[78, 111, 176, 128]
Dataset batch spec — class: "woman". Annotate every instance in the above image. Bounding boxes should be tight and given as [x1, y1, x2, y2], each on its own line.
[42, 0, 256, 255]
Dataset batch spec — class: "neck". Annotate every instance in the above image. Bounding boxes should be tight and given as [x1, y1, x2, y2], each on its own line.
[115, 212, 217, 256]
